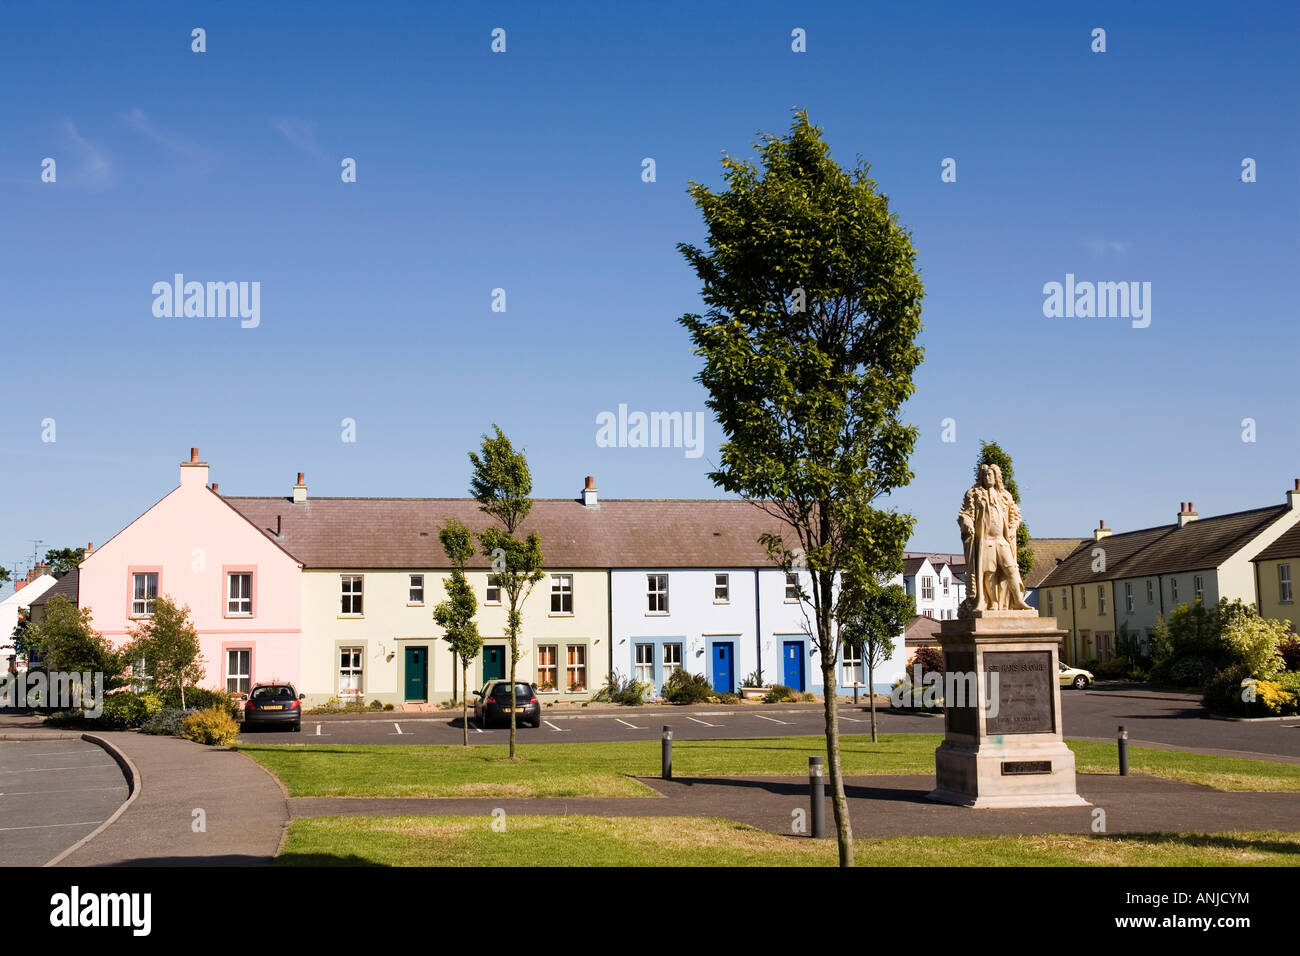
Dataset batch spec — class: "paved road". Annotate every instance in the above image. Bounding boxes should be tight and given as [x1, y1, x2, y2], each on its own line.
[0, 737, 128, 865]
[242, 688, 1300, 760]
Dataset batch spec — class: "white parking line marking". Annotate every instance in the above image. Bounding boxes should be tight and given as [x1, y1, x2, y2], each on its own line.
[753, 714, 790, 724]
[471, 720, 484, 733]
[615, 718, 646, 729]
[543, 720, 568, 732]
[839, 716, 865, 723]
[685, 716, 719, 727]
[389, 722, 405, 736]
[0, 821, 103, 832]
[315, 724, 323, 736]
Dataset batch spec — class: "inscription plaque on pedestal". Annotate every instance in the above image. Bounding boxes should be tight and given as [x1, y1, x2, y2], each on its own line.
[984, 650, 1054, 736]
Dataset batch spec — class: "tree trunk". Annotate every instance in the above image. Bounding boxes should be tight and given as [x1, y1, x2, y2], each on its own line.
[462, 661, 469, 747]
[180, 682, 185, 711]
[867, 660, 877, 742]
[821, 659, 854, 867]
[508, 631, 518, 759]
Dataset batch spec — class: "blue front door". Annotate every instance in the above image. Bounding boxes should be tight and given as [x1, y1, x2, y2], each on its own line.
[712, 643, 734, 693]
[783, 641, 805, 691]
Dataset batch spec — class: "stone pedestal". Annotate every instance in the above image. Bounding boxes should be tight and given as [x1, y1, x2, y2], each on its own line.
[927, 611, 1089, 809]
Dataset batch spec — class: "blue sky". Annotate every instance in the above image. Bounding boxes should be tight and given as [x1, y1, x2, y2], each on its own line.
[1, 0, 1296, 590]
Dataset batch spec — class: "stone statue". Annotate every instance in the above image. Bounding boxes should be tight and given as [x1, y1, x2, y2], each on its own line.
[958, 463, 1032, 613]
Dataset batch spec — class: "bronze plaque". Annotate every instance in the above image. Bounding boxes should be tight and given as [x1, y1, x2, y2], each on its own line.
[984, 650, 1055, 735]
[943, 650, 977, 736]
[1002, 760, 1052, 775]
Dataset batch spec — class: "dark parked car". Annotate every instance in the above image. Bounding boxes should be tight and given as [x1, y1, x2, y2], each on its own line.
[242, 683, 304, 732]
[473, 681, 541, 728]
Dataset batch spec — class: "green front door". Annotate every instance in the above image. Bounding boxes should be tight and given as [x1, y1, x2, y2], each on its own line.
[404, 646, 428, 702]
[482, 645, 506, 683]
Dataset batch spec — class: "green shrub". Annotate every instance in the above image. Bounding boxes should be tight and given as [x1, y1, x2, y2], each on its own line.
[1092, 657, 1132, 679]
[157, 686, 237, 716]
[764, 684, 797, 703]
[1280, 638, 1300, 672]
[716, 692, 740, 704]
[663, 670, 713, 704]
[139, 707, 185, 736]
[592, 671, 652, 705]
[1168, 656, 1216, 688]
[383, 703, 395, 711]
[1202, 663, 1255, 716]
[803, 692, 816, 702]
[180, 706, 240, 746]
[742, 670, 766, 688]
[99, 691, 164, 730]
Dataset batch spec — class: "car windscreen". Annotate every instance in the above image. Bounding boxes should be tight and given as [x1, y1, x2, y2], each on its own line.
[252, 686, 295, 700]
[493, 683, 532, 697]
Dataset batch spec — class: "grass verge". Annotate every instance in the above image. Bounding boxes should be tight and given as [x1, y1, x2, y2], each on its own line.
[237, 734, 1300, 798]
[275, 815, 1300, 866]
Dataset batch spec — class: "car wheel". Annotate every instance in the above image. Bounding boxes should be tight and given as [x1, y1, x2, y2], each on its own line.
[1073, 675, 1088, 689]
[292, 722, 301, 733]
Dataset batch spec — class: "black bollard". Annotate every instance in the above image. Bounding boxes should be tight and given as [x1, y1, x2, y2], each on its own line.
[809, 755, 826, 838]
[1118, 725, 1129, 776]
[662, 725, 672, 780]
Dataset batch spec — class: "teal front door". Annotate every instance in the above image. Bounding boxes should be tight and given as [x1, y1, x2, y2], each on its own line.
[404, 646, 428, 701]
[483, 645, 506, 683]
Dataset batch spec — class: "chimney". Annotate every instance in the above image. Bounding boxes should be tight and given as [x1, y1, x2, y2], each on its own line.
[1178, 501, 1199, 528]
[581, 475, 598, 508]
[85, 542, 94, 559]
[180, 446, 209, 488]
[210, 483, 219, 494]
[14, 580, 26, 592]
[293, 471, 308, 504]
[27, 562, 49, 582]
[1288, 479, 1300, 511]
[1094, 519, 1111, 541]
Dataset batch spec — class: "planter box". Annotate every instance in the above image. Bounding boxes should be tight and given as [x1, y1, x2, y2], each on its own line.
[740, 686, 770, 700]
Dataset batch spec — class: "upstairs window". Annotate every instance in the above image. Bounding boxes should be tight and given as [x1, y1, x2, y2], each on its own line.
[131, 572, 158, 617]
[340, 575, 364, 616]
[409, 574, 424, 605]
[647, 574, 669, 613]
[714, 573, 730, 603]
[227, 572, 253, 616]
[550, 574, 573, 614]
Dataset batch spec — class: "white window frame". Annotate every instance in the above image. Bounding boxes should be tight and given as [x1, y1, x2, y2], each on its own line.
[662, 642, 682, 681]
[131, 572, 158, 618]
[1194, 575, 1204, 603]
[485, 579, 501, 605]
[1171, 577, 1179, 603]
[339, 646, 363, 699]
[536, 644, 558, 691]
[550, 573, 574, 615]
[227, 572, 253, 616]
[785, 572, 800, 603]
[842, 643, 863, 686]
[565, 644, 587, 692]
[1047, 591, 1054, 615]
[226, 648, 251, 695]
[1062, 589, 1068, 610]
[714, 573, 730, 603]
[1281, 564, 1293, 604]
[1098, 586, 1106, 615]
[634, 643, 655, 687]
[1146, 579, 1154, 605]
[647, 574, 669, 614]
[340, 575, 364, 616]
[408, 574, 424, 606]
[1125, 582, 1134, 614]
[921, 576, 934, 601]
[1081, 588, 1087, 609]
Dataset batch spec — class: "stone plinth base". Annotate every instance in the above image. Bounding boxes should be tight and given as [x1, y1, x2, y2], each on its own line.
[926, 611, 1090, 809]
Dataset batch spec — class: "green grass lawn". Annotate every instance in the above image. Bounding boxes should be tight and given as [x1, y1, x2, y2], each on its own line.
[237, 734, 1300, 798]
[276, 815, 1300, 867]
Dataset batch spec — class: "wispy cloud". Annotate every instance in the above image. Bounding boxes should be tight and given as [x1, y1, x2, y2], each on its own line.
[1082, 238, 1133, 257]
[272, 117, 329, 161]
[62, 121, 113, 189]
[121, 108, 218, 175]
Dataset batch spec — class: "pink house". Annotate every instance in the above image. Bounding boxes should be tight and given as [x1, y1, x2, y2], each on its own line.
[78, 449, 302, 694]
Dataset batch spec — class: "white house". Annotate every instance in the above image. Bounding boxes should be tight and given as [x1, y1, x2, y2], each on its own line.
[0, 572, 58, 667]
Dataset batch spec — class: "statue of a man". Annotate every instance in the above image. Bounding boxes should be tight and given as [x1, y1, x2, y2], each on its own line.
[958, 463, 1032, 613]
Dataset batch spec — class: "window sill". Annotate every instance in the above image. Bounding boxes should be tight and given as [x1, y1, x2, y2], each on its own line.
[713, 599, 730, 605]
[337, 615, 365, 620]
[645, 611, 669, 617]
[406, 603, 425, 608]
[549, 612, 575, 618]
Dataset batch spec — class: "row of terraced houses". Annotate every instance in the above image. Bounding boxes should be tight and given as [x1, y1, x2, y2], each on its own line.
[60, 449, 920, 706]
[1035, 482, 1300, 664]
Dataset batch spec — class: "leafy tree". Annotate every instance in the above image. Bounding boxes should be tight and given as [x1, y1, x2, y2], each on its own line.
[125, 595, 205, 709]
[43, 547, 86, 579]
[0, 565, 9, 585]
[24, 595, 124, 686]
[468, 425, 545, 759]
[434, 518, 483, 746]
[975, 441, 1033, 580]
[1222, 611, 1290, 680]
[839, 575, 914, 741]
[678, 110, 924, 866]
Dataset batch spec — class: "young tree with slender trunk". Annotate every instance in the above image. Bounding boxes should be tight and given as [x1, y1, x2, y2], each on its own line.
[469, 425, 545, 760]
[679, 110, 924, 866]
[434, 519, 483, 746]
[125, 594, 204, 707]
[839, 575, 914, 742]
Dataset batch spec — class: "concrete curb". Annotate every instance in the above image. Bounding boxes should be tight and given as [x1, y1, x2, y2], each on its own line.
[42, 733, 140, 867]
[0, 732, 81, 741]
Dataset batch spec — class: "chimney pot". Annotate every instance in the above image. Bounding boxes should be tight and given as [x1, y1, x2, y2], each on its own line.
[191, 447, 199, 463]
[211, 483, 219, 494]
[585, 475, 594, 491]
[1294, 479, 1299, 492]
[1189, 502, 1194, 513]
[297, 472, 305, 485]
[293, 472, 308, 504]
